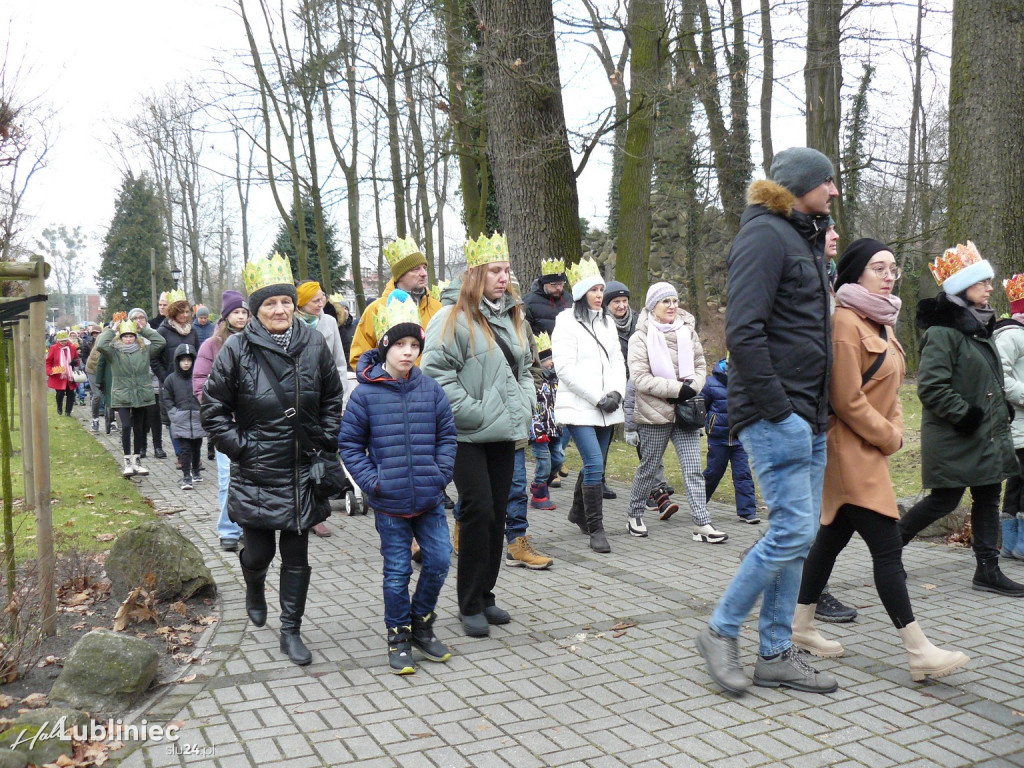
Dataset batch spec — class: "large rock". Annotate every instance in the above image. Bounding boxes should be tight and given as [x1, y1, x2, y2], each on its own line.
[48, 630, 159, 714]
[0, 708, 89, 767]
[106, 520, 216, 600]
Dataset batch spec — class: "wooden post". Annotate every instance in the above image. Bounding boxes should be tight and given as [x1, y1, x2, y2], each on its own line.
[27, 257, 56, 636]
[150, 247, 157, 318]
[0, 326, 15, 606]
[14, 321, 34, 510]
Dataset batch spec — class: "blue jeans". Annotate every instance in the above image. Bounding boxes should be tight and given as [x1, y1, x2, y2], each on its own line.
[569, 425, 613, 484]
[552, 429, 570, 470]
[709, 414, 826, 656]
[530, 439, 552, 486]
[374, 504, 451, 628]
[506, 448, 528, 543]
[216, 450, 243, 542]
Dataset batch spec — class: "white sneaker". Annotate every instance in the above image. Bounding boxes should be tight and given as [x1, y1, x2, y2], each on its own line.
[122, 456, 135, 478]
[628, 516, 648, 537]
[693, 524, 728, 543]
[132, 455, 150, 476]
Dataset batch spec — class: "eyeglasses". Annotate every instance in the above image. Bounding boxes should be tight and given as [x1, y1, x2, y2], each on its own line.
[974, 278, 994, 288]
[659, 298, 679, 306]
[867, 265, 902, 280]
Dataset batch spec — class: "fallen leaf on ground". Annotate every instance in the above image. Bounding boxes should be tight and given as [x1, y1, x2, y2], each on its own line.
[0, 694, 13, 708]
[613, 631, 626, 638]
[610, 620, 636, 631]
[169, 601, 187, 615]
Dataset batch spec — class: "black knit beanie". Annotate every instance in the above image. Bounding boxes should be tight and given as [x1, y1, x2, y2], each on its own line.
[835, 238, 891, 290]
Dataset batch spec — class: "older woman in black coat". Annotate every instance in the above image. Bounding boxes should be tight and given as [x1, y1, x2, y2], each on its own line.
[201, 261, 345, 665]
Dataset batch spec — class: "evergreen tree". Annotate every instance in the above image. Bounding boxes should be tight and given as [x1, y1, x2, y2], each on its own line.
[96, 173, 171, 319]
[272, 199, 345, 291]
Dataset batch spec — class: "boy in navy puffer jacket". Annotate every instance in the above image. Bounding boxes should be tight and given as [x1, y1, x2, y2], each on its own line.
[338, 291, 457, 675]
[701, 358, 759, 523]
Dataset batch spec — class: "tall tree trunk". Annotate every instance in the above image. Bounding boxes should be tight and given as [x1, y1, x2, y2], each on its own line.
[805, 0, 844, 243]
[378, 0, 407, 239]
[758, 0, 774, 175]
[947, 0, 1024, 278]
[477, 0, 582, 280]
[614, 0, 666, 295]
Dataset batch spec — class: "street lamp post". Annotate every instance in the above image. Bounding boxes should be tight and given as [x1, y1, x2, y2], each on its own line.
[170, 267, 182, 290]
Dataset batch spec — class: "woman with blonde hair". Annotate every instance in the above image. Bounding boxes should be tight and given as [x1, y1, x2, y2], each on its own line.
[421, 233, 533, 638]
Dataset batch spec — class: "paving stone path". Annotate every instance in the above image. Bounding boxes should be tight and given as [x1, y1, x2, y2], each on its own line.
[78, 413, 1024, 767]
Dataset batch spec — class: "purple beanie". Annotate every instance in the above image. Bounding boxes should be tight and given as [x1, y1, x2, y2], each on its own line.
[221, 290, 247, 318]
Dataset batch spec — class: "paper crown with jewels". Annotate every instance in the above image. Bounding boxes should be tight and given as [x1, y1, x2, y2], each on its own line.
[242, 252, 294, 297]
[374, 290, 421, 341]
[534, 332, 552, 357]
[117, 320, 139, 337]
[929, 240, 993, 295]
[1006, 274, 1024, 303]
[383, 237, 427, 279]
[165, 289, 186, 305]
[465, 232, 509, 269]
[429, 280, 450, 302]
[541, 258, 565, 277]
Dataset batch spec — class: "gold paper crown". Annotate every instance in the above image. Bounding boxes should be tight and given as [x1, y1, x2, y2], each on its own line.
[243, 252, 294, 297]
[117, 320, 139, 336]
[541, 258, 565, 277]
[1005, 274, 1024, 303]
[929, 241, 982, 286]
[429, 280, 450, 302]
[56, 330, 69, 341]
[566, 256, 601, 288]
[328, 292, 345, 305]
[166, 289, 186, 304]
[534, 332, 552, 354]
[465, 232, 509, 269]
[373, 290, 422, 342]
[383, 237, 423, 270]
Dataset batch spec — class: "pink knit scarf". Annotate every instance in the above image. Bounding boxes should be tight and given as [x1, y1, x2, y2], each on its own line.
[835, 283, 901, 326]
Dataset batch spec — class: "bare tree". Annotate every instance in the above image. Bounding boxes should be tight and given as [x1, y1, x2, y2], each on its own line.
[38, 225, 86, 314]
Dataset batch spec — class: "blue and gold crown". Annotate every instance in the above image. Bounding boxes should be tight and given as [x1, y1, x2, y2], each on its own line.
[465, 232, 509, 269]
[374, 290, 422, 342]
[243, 252, 294, 297]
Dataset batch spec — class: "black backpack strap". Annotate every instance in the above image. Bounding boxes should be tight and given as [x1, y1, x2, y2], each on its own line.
[491, 330, 520, 380]
[250, 343, 321, 456]
[861, 324, 888, 386]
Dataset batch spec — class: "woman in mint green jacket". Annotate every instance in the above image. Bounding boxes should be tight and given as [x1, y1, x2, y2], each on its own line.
[421, 239, 532, 639]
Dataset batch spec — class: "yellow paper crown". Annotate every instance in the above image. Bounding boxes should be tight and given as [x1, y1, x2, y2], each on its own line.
[117, 320, 139, 337]
[929, 241, 982, 286]
[1005, 274, 1024, 303]
[166, 289, 186, 304]
[56, 330, 69, 341]
[373, 290, 422, 342]
[566, 256, 601, 288]
[243, 252, 294, 296]
[383, 237, 423, 270]
[429, 280, 450, 302]
[534, 332, 552, 354]
[541, 258, 565, 277]
[465, 232, 509, 269]
[328, 293, 345, 305]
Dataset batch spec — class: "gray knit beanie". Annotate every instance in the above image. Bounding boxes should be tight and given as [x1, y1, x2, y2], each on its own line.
[770, 147, 835, 198]
[645, 282, 678, 312]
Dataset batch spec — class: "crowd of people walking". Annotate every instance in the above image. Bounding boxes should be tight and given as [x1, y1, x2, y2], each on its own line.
[59, 144, 1024, 693]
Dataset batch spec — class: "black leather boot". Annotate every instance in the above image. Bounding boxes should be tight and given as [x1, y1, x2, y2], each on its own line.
[972, 556, 1024, 597]
[238, 550, 268, 627]
[279, 565, 313, 665]
[582, 482, 610, 553]
[567, 473, 588, 535]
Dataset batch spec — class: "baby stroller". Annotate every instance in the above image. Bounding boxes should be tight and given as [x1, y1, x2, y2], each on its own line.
[341, 369, 368, 516]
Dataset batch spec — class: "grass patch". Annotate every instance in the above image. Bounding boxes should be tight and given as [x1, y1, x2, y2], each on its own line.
[571, 379, 926, 509]
[7, 402, 156, 562]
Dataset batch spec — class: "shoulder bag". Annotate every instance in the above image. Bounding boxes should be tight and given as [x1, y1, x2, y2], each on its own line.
[250, 344, 351, 501]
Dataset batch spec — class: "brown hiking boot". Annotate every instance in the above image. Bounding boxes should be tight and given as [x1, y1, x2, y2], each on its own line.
[506, 536, 553, 569]
[452, 521, 460, 555]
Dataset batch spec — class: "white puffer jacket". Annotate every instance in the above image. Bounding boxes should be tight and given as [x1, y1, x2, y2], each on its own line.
[994, 320, 1024, 449]
[552, 307, 627, 427]
[628, 308, 706, 426]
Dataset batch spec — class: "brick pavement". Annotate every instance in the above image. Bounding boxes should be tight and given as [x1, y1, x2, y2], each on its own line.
[77, 413, 1024, 768]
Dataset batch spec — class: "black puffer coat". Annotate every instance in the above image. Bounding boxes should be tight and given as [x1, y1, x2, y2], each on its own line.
[155, 321, 200, 382]
[523, 279, 571, 336]
[200, 318, 345, 532]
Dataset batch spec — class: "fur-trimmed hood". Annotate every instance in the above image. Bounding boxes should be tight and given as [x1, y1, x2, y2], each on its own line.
[747, 179, 797, 217]
[916, 292, 993, 338]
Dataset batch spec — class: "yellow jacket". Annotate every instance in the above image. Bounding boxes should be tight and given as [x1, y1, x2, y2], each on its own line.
[348, 278, 443, 369]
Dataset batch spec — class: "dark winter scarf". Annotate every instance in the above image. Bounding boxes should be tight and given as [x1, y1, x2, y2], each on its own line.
[612, 308, 635, 333]
[946, 291, 995, 330]
[408, 287, 427, 306]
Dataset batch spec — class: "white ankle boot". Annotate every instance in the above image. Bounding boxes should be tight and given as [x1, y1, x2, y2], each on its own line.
[896, 621, 969, 681]
[122, 456, 135, 477]
[132, 454, 150, 476]
[792, 603, 844, 658]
